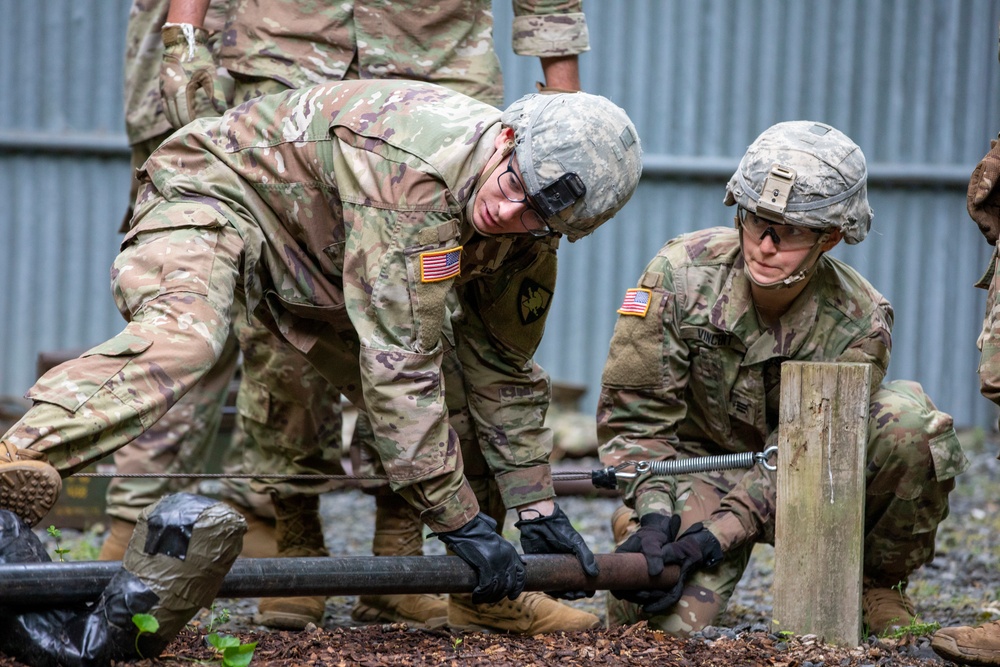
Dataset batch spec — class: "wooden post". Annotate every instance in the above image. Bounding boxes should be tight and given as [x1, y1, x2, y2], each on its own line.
[772, 361, 870, 646]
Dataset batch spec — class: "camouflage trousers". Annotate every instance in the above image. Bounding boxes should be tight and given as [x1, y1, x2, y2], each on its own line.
[608, 379, 966, 635]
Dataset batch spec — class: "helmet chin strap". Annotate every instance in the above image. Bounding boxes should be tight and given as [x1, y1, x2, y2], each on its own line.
[735, 213, 830, 290]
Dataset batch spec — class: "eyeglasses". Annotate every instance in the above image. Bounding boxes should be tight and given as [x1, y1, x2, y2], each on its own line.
[737, 209, 822, 250]
[497, 153, 552, 237]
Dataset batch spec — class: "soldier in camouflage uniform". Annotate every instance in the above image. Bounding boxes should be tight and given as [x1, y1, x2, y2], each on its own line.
[931, 28, 1000, 667]
[0, 80, 641, 622]
[108, 0, 592, 631]
[598, 121, 967, 637]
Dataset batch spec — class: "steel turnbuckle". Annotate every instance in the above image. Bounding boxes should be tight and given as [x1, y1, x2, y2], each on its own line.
[591, 446, 777, 489]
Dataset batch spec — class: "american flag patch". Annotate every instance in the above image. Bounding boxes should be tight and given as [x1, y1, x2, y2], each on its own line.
[420, 246, 462, 283]
[618, 288, 652, 316]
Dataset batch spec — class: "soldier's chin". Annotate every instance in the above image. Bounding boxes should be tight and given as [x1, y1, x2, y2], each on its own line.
[746, 263, 787, 284]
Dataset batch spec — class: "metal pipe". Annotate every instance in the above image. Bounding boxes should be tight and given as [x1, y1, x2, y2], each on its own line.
[0, 554, 677, 609]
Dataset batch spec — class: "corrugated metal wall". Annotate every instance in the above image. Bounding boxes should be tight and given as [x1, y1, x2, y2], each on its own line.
[1, 0, 998, 428]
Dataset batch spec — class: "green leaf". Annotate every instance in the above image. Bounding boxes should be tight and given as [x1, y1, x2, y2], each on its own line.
[222, 642, 257, 667]
[132, 613, 159, 634]
[207, 633, 242, 650]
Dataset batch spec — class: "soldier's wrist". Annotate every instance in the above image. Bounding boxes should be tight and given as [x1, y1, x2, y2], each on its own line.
[161, 22, 208, 51]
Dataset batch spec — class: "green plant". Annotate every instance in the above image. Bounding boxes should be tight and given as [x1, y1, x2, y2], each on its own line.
[46, 525, 70, 562]
[880, 618, 941, 640]
[206, 633, 257, 667]
[205, 606, 232, 634]
[451, 636, 463, 655]
[132, 613, 159, 659]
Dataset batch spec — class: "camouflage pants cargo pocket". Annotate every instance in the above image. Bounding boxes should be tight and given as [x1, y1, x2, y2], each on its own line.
[1, 222, 245, 474]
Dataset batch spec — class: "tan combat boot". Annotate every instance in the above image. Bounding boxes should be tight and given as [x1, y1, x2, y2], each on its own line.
[98, 517, 136, 561]
[932, 620, 1000, 665]
[611, 505, 636, 545]
[448, 591, 600, 634]
[350, 493, 448, 627]
[0, 443, 62, 527]
[862, 577, 917, 635]
[254, 494, 327, 630]
[231, 504, 278, 559]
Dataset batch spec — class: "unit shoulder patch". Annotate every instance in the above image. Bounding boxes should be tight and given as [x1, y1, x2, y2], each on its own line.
[518, 278, 553, 325]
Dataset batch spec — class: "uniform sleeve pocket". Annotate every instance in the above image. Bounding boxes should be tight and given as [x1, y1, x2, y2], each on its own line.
[928, 429, 969, 482]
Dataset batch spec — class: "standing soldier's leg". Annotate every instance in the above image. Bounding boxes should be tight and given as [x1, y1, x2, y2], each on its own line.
[930, 252, 1000, 665]
[0, 218, 244, 526]
[231, 301, 345, 630]
[348, 411, 450, 628]
[863, 380, 967, 635]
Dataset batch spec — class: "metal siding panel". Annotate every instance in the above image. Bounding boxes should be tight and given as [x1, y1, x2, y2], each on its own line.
[500, 0, 1000, 426]
[0, 156, 127, 394]
[2, 0, 1000, 429]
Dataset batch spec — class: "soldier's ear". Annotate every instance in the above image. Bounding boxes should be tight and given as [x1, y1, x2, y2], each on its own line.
[821, 228, 843, 251]
[494, 126, 515, 150]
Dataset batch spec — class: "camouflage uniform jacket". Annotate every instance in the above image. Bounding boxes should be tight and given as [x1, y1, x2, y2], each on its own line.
[597, 227, 893, 550]
[124, 0, 228, 145]
[130, 80, 559, 519]
[218, 0, 590, 107]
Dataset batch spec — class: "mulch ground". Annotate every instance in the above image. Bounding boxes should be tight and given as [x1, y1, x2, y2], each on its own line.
[0, 622, 949, 667]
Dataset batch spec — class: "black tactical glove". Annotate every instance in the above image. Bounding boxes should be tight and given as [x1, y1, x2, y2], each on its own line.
[641, 522, 724, 616]
[436, 513, 526, 604]
[515, 503, 599, 600]
[609, 513, 680, 608]
[968, 138, 1000, 245]
[618, 512, 680, 576]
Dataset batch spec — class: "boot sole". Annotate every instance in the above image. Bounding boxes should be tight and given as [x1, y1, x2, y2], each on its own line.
[0, 461, 62, 527]
[931, 635, 1000, 666]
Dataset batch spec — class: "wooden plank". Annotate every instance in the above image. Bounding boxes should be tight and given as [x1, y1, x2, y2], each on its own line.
[772, 361, 871, 646]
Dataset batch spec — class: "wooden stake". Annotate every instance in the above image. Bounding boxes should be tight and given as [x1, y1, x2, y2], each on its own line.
[772, 361, 871, 646]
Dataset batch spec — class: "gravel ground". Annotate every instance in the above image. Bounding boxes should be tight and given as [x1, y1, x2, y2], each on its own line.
[94, 427, 999, 639]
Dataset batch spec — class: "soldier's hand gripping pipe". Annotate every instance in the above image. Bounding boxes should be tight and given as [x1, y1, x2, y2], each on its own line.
[515, 503, 599, 600]
[609, 513, 680, 610]
[641, 522, 724, 615]
[435, 513, 526, 604]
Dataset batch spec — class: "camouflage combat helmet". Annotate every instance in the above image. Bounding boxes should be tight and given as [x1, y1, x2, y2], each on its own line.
[724, 121, 872, 244]
[500, 92, 642, 242]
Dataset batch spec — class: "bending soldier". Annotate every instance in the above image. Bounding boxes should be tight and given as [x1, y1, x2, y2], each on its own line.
[0, 80, 641, 610]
